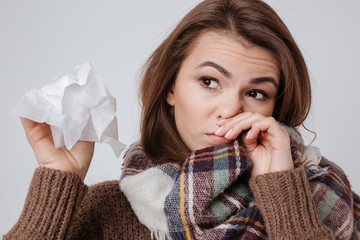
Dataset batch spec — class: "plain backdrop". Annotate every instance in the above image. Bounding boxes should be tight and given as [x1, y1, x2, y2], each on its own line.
[1, 0, 359, 235]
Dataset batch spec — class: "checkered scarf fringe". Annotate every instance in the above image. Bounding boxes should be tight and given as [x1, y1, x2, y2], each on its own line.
[120, 126, 360, 239]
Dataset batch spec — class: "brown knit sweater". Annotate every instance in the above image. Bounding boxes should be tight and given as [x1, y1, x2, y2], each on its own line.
[4, 167, 334, 239]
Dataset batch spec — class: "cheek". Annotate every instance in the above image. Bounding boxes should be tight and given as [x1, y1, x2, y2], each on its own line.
[173, 84, 217, 135]
[175, 89, 204, 124]
[243, 99, 276, 117]
[265, 100, 277, 116]
[262, 101, 277, 117]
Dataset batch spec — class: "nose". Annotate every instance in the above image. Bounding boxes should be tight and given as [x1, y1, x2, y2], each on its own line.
[217, 92, 243, 119]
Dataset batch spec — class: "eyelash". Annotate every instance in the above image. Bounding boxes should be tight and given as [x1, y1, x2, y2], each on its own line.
[200, 76, 220, 90]
[200, 77, 270, 100]
[246, 90, 269, 100]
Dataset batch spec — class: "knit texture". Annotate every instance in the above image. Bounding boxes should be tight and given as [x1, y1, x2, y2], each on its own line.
[5, 168, 87, 239]
[250, 168, 333, 239]
[4, 167, 151, 240]
[120, 125, 360, 240]
[4, 130, 360, 239]
[4, 163, 360, 239]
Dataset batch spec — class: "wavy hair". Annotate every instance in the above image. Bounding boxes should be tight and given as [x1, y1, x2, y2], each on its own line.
[140, 0, 311, 163]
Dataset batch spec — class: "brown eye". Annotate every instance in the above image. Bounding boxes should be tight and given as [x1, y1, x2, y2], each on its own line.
[200, 77, 220, 89]
[203, 78, 212, 86]
[248, 91, 258, 98]
[247, 90, 267, 99]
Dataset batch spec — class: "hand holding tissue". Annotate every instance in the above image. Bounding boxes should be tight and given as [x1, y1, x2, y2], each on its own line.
[10, 61, 126, 158]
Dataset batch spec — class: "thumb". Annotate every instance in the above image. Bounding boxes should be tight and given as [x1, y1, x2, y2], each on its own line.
[20, 117, 36, 134]
[241, 129, 258, 153]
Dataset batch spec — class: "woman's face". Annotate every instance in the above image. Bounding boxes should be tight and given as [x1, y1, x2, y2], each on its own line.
[167, 31, 280, 151]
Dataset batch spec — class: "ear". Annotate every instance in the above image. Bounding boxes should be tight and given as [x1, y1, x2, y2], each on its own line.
[166, 89, 175, 106]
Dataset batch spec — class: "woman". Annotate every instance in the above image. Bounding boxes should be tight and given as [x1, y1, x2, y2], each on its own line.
[5, 0, 360, 239]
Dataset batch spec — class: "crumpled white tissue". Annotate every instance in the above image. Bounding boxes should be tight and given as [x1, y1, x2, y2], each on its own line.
[10, 61, 126, 157]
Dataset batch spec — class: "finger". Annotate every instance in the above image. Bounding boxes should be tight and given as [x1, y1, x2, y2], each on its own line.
[20, 118, 53, 148]
[218, 113, 265, 139]
[20, 117, 37, 134]
[216, 112, 252, 127]
[72, 141, 95, 162]
[244, 117, 289, 149]
[215, 112, 253, 137]
[243, 117, 276, 142]
[20, 117, 52, 136]
[241, 130, 257, 153]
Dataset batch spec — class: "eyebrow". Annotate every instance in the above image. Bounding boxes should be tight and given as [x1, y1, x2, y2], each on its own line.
[196, 60, 278, 88]
[196, 61, 232, 79]
[250, 77, 278, 88]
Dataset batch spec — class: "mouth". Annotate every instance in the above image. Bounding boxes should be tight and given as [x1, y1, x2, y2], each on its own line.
[206, 134, 232, 145]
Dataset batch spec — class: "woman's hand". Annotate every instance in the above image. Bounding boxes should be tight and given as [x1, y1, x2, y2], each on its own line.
[20, 117, 94, 181]
[216, 112, 293, 177]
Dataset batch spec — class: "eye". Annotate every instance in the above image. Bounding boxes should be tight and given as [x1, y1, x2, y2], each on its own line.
[200, 77, 220, 89]
[247, 90, 268, 100]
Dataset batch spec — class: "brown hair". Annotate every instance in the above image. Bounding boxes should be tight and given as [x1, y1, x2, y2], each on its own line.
[140, 0, 311, 163]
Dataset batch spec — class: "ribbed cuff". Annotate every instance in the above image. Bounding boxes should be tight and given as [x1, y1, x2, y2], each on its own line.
[4, 167, 88, 239]
[249, 168, 334, 240]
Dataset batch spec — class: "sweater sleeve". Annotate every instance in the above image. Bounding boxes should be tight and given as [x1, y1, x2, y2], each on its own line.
[3, 167, 88, 240]
[249, 167, 334, 240]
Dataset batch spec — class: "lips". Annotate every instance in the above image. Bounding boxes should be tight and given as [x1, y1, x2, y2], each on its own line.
[206, 134, 232, 145]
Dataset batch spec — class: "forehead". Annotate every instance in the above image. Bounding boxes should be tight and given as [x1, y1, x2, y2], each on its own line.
[184, 31, 280, 77]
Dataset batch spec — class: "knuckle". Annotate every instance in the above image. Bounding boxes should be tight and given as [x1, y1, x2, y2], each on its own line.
[252, 112, 263, 118]
[279, 126, 290, 137]
[265, 116, 276, 123]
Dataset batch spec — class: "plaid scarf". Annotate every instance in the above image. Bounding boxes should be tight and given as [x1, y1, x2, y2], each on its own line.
[120, 126, 360, 239]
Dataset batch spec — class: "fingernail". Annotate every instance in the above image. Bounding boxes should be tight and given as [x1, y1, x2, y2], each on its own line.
[224, 128, 233, 139]
[217, 119, 225, 125]
[215, 126, 224, 135]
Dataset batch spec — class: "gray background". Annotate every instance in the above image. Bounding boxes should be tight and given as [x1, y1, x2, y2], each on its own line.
[1, 0, 359, 235]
